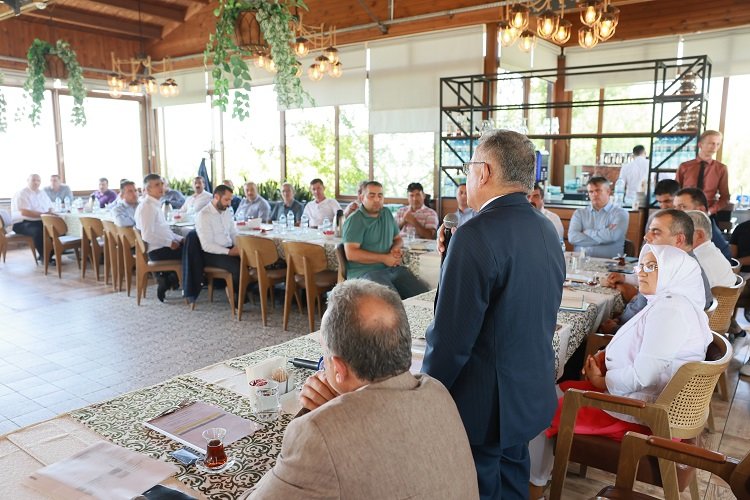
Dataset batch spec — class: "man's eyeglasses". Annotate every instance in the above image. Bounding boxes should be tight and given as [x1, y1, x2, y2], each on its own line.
[633, 262, 658, 273]
[462, 161, 488, 176]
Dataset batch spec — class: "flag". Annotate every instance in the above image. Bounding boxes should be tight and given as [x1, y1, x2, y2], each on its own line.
[198, 158, 212, 193]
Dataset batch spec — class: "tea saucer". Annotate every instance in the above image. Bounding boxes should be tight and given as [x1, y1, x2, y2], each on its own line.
[195, 457, 237, 474]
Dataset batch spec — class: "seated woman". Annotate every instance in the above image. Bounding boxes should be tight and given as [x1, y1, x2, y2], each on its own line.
[529, 244, 713, 496]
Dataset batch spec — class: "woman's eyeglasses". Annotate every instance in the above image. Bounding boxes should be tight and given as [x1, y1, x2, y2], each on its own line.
[633, 262, 658, 273]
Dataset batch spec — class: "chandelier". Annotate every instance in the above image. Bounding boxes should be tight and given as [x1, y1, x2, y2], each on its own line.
[106, 53, 179, 98]
[293, 14, 343, 81]
[497, 1, 619, 52]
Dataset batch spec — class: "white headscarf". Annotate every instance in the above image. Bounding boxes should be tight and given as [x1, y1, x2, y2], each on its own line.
[639, 244, 708, 313]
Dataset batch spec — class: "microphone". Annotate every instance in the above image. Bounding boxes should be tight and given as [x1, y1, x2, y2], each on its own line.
[441, 212, 460, 265]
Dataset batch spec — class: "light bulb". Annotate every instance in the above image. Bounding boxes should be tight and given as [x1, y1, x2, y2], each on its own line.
[553, 19, 572, 44]
[509, 4, 529, 31]
[578, 26, 599, 49]
[315, 55, 329, 74]
[143, 76, 158, 94]
[536, 10, 558, 39]
[107, 73, 120, 87]
[254, 54, 267, 68]
[308, 63, 322, 81]
[518, 30, 535, 53]
[324, 46, 339, 64]
[160, 82, 170, 97]
[497, 21, 518, 47]
[329, 61, 343, 78]
[579, 0, 602, 27]
[294, 37, 309, 57]
[266, 58, 277, 73]
[128, 80, 141, 93]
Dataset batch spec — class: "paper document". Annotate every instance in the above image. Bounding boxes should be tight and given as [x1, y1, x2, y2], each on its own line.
[25, 441, 178, 500]
[144, 401, 259, 454]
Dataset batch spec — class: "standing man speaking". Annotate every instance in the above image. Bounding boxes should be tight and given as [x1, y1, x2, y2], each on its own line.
[422, 130, 565, 500]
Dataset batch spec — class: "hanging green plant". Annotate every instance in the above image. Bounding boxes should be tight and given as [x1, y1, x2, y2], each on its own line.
[24, 39, 87, 127]
[0, 71, 7, 133]
[204, 0, 311, 120]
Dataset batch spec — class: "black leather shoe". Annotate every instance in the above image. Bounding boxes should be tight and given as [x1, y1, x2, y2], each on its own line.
[156, 274, 168, 302]
[168, 272, 180, 290]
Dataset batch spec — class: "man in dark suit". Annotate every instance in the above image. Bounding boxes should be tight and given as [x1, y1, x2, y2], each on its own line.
[422, 130, 565, 500]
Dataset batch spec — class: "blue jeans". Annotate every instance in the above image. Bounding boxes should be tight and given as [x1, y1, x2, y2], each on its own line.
[360, 266, 429, 299]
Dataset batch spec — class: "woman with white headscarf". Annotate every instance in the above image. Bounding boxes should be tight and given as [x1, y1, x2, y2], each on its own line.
[529, 244, 713, 495]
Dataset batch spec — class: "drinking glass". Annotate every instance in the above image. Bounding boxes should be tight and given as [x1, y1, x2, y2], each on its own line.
[201, 428, 228, 469]
[406, 226, 416, 244]
[252, 379, 281, 422]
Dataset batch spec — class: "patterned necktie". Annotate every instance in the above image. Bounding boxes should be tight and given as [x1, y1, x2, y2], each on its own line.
[697, 161, 707, 190]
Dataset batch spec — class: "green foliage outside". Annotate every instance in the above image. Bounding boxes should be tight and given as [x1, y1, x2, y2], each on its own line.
[167, 177, 195, 196]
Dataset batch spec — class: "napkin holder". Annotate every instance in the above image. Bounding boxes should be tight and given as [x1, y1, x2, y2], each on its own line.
[245, 356, 294, 395]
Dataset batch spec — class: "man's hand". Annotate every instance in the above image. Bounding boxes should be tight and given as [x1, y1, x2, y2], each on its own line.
[436, 223, 457, 255]
[599, 319, 620, 335]
[403, 211, 417, 226]
[582, 354, 607, 390]
[382, 252, 400, 267]
[228, 246, 240, 257]
[607, 223, 617, 230]
[605, 272, 625, 288]
[170, 240, 181, 250]
[299, 371, 339, 411]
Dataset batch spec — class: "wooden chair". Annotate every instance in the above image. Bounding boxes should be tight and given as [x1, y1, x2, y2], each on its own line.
[0, 215, 37, 264]
[596, 432, 750, 499]
[623, 239, 636, 257]
[191, 267, 236, 319]
[101, 220, 120, 290]
[133, 229, 182, 305]
[283, 241, 337, 332]
[116, 226, 137, 295]
[236, 235, 286, 324]
[41, 214, 81, 278]
[80, 217, 104, 281]
[335, 242, 348, 283]
[549, 332, 732, 500]
[709, 274, 745, 335]
[730, 257, 741, 275]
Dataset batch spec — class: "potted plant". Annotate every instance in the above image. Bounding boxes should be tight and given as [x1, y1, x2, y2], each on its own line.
[0, 70, 7, 133]
[24, 39, 87, 127]
[204, 0, 310, 120]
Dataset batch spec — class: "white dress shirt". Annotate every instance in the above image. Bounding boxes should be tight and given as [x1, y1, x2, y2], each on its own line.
[195, 202, 237, 255]
[180, 191, 212, 214]
[11, 187, 52, 222]
[541, 208, 564, 239]
[618, 156, 649, 201]
[134, 195, 182, 252]
[302, 198, 341, 227]
[693, 241, 736, 288]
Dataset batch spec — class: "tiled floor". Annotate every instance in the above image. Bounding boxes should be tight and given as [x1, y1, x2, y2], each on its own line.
[0, 248, 310, 434]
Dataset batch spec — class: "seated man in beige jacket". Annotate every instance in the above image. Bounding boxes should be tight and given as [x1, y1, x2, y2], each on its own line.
[250, 280, 479, 499]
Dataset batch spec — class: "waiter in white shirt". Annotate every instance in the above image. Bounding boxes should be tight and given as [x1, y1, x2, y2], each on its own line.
[11, 174, 53, 260]
[618, 145, 649, 203]
[195, 184, 241, 291]
[302, 178, 341, 227]
[180, 176, 213, 214]
[135, 173, 183, 301]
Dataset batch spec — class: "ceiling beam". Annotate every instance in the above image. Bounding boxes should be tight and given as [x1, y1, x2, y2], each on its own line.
[83, 0, 187, 23]
[24, 5, 163, 39]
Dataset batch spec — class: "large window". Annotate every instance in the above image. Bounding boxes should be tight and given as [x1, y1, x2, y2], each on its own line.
[722, 74, 750, 197]
[569, 88, 599, 165]
[285, 105, 335, 188]
[60, 95, 143, 192]
[223, 85, 281, 186]
[338, 104, 369, 196]
[0, 87, 58, 198]
[600, 82, 652, 155]
[373, 132, 435, 198]
[159, 101, 213, 182]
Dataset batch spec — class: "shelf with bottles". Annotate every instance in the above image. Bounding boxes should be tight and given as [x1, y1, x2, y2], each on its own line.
[651, 135, 696, 170]
[440, 137, 479, 167]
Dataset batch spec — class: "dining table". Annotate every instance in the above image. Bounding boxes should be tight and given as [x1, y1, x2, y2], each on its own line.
[0, 269, 623, 499]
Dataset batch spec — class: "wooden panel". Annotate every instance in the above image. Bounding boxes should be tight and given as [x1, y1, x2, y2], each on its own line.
[24, 5, 164, 39]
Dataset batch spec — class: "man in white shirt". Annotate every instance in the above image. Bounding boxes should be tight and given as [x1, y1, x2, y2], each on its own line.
[618, 145, 649, 202]
[180, 176, 212, 214]
[527, 183, 563, 239]
[236, 181, 271, 222]
[454, 183, 475, 227]
[11, 174, 53, 260]
[195, 184, 241, 290]
[302, 178, 340, 228]
[686, 210, 736, 288]
[135, 174, 183, 301]
[43, 174, 73, 203]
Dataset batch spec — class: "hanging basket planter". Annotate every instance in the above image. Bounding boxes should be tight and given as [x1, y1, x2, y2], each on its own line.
[44, 53, 69, 79]
[234, 10, 268, 53]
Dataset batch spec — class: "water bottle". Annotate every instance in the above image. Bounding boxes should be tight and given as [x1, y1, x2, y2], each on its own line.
[55, 197, 61, 212]
[300, 214, 309, 231]
[560, 238, 566, 254]
[614, 178, 625, 206]
[286, 210, 294, 230]
[64, 196, 71, 212]
[162, 201, 172, 222]
[278, 213, 287, 232]
[235, 206, 245, 221]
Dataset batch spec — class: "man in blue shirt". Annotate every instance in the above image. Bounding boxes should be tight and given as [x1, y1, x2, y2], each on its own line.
[236, 181, 271, 222]
[160, 179, 186, 209]
[112, 180, 138, 227]
[568, 177, 629, 258]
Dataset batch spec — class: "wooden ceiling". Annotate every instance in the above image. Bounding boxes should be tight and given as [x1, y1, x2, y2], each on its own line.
[1, 0, 750, 74]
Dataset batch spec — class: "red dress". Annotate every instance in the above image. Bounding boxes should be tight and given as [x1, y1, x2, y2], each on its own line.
[545, 380, 650, 442]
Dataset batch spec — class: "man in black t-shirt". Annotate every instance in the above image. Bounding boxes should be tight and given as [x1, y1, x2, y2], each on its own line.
[730, 220, 750, 323]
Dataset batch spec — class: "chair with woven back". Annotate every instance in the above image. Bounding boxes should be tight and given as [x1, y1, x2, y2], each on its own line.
[0, 214, 37, 264]
[335, 242, 348, 283]
[283, 241, 337, 332]
[549, 332, 732, 500]
[100, 220, 120, 290]
[41, 214, 81, 278]
[709, 274, 745, 402]
[116, 226, 137, 295]
[80, 217, 105, 281]
[596, 431, 750, 499]
[133, 228, 182, 306]
[730, 257, 741, 275]
[236, 235, 287, 324]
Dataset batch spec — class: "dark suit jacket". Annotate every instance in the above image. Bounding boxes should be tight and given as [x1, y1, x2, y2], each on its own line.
[422, 192, 565, 448]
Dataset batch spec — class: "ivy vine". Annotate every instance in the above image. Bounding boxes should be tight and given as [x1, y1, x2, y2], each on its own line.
[0, 71, 7, 133]
[204, 0, 310, 120]
[24, 39, 87, 127]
